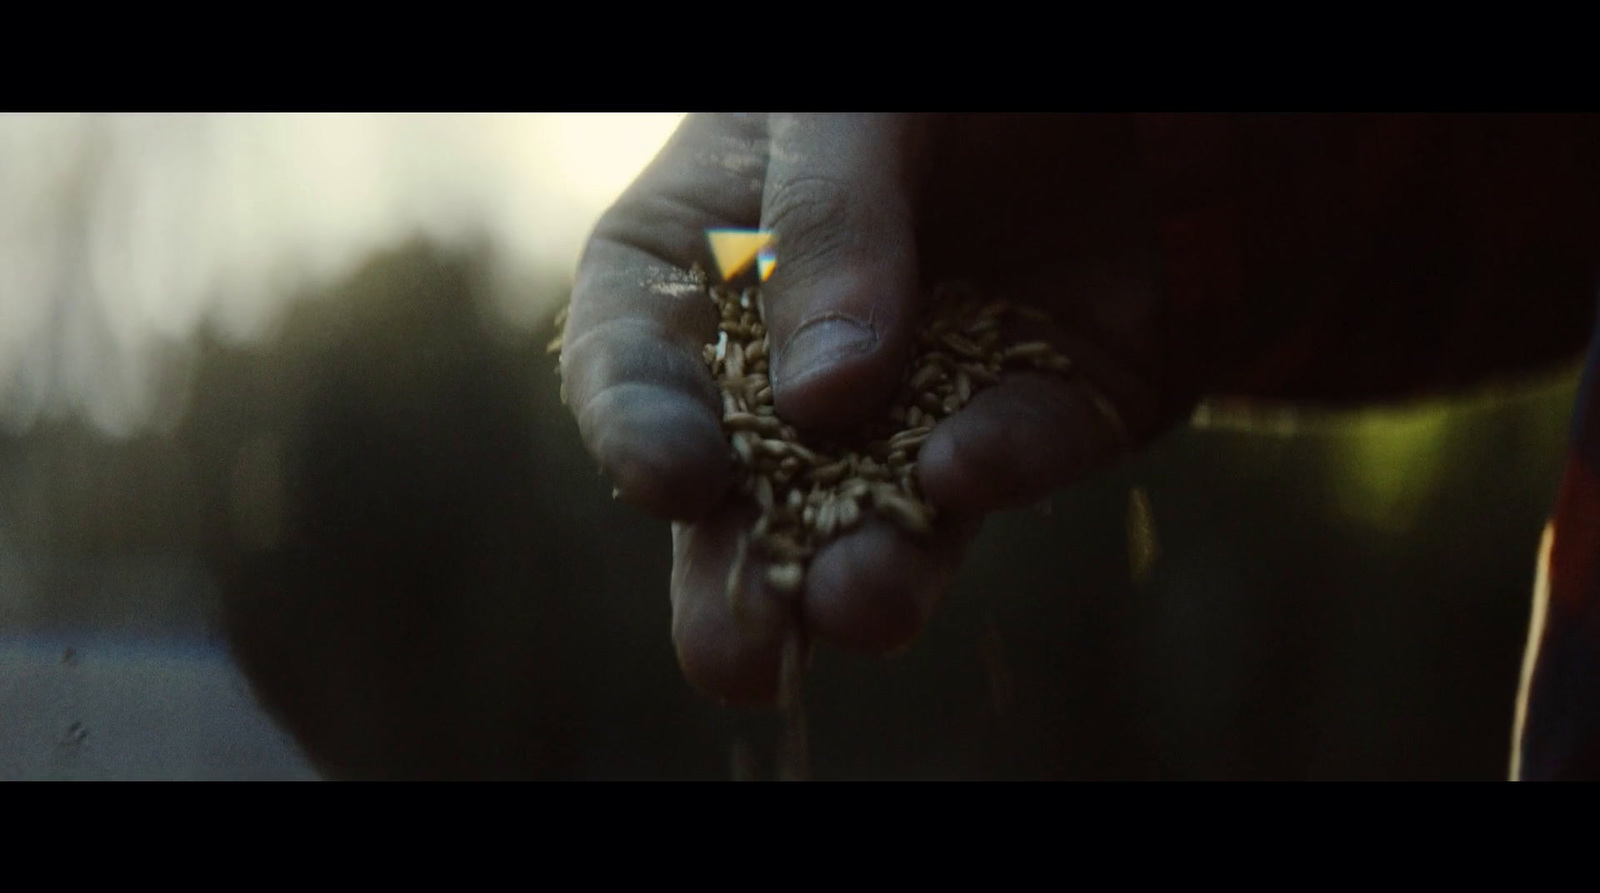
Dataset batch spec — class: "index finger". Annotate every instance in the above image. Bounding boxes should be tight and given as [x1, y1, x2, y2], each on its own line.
[561, 114, 769, 521]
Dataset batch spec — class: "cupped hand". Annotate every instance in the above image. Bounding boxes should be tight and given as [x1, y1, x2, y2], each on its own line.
[561, 113, 1177, 705]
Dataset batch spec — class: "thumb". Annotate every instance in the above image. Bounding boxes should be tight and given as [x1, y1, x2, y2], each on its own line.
[759, 114, 929, 433]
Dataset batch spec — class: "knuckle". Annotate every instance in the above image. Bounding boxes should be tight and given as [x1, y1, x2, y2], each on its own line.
[763, 175, 864, 273]
[561, 319, 717, 417]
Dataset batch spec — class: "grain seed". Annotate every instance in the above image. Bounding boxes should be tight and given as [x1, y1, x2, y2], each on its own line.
[910, 364, 943, 391]
[1003, 341, 1056, 361]
[835, 495, 861, 531]
[767, 562, 805, 593]
[731, 431, 756, 464]
[815, 498, 839, 539]
[940, 332, 984, 359]
[887, 426, 934, 452]
[873, 491, 933, 536]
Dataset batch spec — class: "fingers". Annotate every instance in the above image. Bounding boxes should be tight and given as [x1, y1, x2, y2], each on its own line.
[562, 287, 727, 521]
[759, 114, 930, 433]
[915, 371, 1131, 516]
[670, 507, 796, 707]
[670, 505, 979, 706]
[917, 268, 1165, 517]
[802, 514, 980, 654]
[562, 114, 769, 521]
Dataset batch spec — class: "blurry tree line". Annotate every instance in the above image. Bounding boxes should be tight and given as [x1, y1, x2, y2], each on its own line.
[0, 238, 1581, 778]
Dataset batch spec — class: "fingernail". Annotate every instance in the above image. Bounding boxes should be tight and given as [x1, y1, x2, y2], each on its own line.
[776, 317, 875, 388]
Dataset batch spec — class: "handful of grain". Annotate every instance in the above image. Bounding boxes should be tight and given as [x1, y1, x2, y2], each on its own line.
[697, 265, 1084, 616]
[553, 268, 1119, 780]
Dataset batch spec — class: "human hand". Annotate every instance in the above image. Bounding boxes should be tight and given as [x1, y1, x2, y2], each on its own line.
[560, 114, 1180, 705]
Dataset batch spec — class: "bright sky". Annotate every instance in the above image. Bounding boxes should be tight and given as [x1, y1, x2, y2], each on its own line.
[0, 113, 686, 436]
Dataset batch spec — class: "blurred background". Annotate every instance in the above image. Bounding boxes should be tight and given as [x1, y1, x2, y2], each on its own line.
[0, 113, 1581, 780]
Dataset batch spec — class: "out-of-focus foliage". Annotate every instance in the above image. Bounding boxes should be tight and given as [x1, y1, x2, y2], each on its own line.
[0, 113, 682, 438]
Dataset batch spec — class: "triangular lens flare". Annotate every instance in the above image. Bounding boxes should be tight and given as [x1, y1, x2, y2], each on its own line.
[707, 229, 774, 281]
[757, 243, 777, 281]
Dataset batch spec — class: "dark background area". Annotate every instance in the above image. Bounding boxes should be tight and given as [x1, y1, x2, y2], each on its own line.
[0, 240, 1579, 779]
